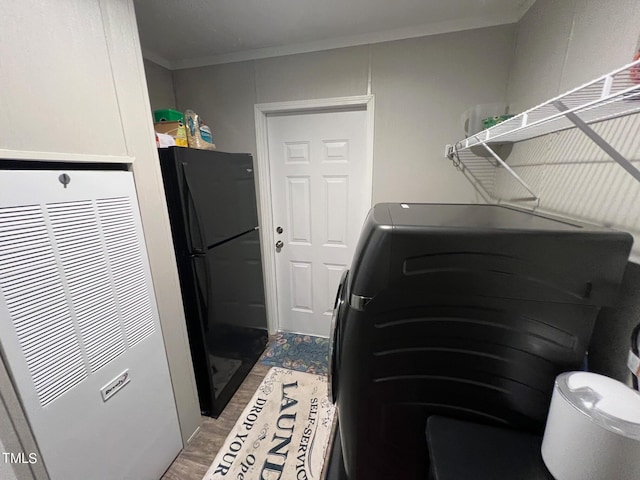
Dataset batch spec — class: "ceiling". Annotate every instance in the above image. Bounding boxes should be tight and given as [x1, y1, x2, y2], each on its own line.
[134, 0, 535, 70]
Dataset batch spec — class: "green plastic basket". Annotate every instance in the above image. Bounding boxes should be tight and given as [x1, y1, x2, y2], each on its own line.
[153, 109, 184, 123]
[482, 114, 515, 129]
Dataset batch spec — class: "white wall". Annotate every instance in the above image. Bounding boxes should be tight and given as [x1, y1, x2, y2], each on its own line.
[173, 60, 261, 154]
[143, 59, 177, 112]
[508, 0, 640, 111]
[0, 1, 126, 159]
[172, 24, 516, 205]
[371, 27, 514, 203]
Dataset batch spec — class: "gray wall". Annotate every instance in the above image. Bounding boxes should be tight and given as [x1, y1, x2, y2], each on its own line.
[172, 24, 516, 205]
[502, 0, 640, 383]
[508, 0, 640, 112]
[143, 59, 177, 112]
[0, 357, 48, 480]
[501, 0, 640, 261]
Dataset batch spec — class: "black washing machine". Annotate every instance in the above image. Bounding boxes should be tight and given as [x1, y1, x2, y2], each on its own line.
[329, 203, 632, 480]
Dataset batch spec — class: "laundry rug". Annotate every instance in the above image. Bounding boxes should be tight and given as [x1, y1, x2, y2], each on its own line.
[203, 367, 335, 480]
[261, 332, 330, 376]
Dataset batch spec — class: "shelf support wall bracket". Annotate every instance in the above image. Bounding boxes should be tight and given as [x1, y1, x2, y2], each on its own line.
[478, 139, 540, 208]
[553, 100, 640, 183]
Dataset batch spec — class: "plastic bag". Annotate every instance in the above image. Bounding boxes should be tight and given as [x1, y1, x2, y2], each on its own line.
[185, 109, 216, 150]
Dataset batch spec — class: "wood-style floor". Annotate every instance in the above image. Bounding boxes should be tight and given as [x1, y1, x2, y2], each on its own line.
[162, 362, 271, 480]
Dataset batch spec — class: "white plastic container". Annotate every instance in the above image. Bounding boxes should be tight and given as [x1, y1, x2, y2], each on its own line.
[541, 371, 640, 480]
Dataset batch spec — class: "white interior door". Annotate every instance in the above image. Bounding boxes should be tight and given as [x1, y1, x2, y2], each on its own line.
[267, 108, 370, 336]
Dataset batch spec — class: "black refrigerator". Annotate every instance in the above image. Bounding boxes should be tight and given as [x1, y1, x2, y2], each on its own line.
[158, 146, 268, 417]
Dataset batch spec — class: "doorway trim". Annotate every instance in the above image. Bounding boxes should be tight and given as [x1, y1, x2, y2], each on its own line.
[254, 95, 375, 335]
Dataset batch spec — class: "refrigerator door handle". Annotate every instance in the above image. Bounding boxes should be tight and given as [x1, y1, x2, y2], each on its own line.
[182, 162, 214, 333]
[191, 253, 213, 333]
[181, 162, 207, 254]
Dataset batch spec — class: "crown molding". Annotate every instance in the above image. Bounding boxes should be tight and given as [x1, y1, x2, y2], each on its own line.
[140, 47, 173, 70]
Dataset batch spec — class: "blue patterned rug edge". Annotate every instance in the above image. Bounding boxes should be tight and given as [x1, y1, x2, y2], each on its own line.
[260, 331, 330, 376]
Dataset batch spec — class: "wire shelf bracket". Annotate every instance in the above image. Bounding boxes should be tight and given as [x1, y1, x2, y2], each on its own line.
[446, 58, 640, 204]
[553, 100, 640, 183]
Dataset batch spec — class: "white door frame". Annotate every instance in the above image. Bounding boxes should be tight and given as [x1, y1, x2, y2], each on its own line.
[254, 95, 375, 335]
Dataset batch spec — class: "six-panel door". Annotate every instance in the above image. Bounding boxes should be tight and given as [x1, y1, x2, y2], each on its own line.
[267, 108, 370, 336]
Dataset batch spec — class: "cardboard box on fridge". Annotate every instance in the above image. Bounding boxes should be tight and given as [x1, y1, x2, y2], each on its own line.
[154, 121, 188, 147]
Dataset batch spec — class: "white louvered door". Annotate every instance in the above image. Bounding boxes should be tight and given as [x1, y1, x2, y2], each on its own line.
[0, 170, 181, 480]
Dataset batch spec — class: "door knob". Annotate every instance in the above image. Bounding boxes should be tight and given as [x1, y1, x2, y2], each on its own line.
[276, 226, 283, 234]
[275, 240, 284, 249]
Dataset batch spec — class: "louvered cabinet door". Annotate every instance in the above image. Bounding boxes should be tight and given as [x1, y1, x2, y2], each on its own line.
[0, 170, 181, 480]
